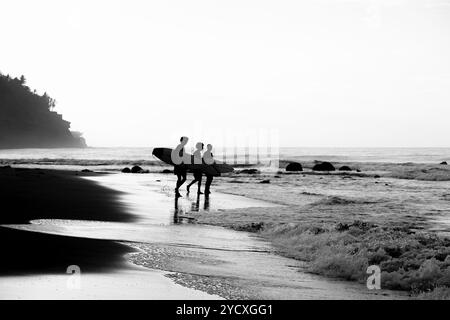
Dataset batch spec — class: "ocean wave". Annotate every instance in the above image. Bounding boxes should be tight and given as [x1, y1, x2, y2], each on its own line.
[310, 196, 379, 206]
[0, 157, 269, 167]
[0, 158, 164, 167]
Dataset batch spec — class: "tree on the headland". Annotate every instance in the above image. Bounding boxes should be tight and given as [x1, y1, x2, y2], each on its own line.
[0, 72, 56, 111]
[42, 92, 56, 111]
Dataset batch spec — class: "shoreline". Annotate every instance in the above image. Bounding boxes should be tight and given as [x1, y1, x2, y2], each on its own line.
[1, 166, 449, 299]
[0, 167, 217, 299]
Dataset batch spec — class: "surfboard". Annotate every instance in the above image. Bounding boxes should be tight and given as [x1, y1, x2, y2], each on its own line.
[152, 147, 234, 176]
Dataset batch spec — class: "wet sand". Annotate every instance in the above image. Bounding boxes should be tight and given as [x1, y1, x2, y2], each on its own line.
[0, 167, 215, 299]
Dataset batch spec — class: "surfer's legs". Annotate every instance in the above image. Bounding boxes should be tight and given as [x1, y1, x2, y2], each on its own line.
[175, 172, 187, 197]
[186, 178, 196, 193]
[187, 172, 203, 194]
[197, 175, 203, 194]
[205, 175, 213, 194]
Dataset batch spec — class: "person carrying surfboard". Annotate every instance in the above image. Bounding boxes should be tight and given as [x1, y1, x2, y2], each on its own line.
[172, 136, 189, 197]
[186, 142, 204, 195]
[203, 144, 216, 195]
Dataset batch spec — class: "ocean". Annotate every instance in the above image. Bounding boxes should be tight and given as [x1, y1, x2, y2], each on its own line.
[0, 147, 449, 171]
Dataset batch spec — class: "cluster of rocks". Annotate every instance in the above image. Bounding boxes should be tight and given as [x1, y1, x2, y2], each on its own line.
[284, 161, 355, 173]
[236, 169, 260, 175]
[121, 166, 149, 174]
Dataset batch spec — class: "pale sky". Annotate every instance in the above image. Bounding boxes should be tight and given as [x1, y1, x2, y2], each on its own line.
[1, 0, 450, 147]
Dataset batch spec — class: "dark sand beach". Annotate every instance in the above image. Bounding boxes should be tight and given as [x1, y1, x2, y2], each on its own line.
[0, 167, 216, 299]
[0, 167, 134, 275]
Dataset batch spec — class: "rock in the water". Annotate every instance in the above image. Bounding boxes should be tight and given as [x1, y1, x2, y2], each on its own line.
[260, 179, 271, 184]
[238, 169, 260, 174]
[285, 162, 303, 172]
[121, 167, 131, 173]
[440, 161, 448, 165]
[131, 165, 144, 173]
[339, 166, 352, 171]
[162, 169, 173, 174]
[312, 162, 335, 171]
[81, 169, 93, 173]
[374, 175, 381, 178]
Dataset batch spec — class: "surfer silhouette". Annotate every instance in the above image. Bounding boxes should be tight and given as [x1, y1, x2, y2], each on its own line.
[186, 142, 204, 194]
[173, 136, 188, 197]
[204, 144, 216, 195]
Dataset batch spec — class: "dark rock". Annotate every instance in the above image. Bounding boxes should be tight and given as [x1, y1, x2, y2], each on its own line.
[335, 222, 350, 231]
[131, 166, 144, 173]
[339, 166, 352, 171]
[260, 179, 271, 184]
[441, 161, 448, 165]
[235, 222, 264, 232]
[285, 162, 303, 172]
[161, 169, 173, 174]
[238, 169, 260, 174]
[309, 226, 326, 235]
[374, 175, 381, 178]
[121, 167, 131, 173]
[312, 162, 335, 171]
[81, 169, 93, 173]
[0, 165, 12, 170]
[356, 169, 362, 172]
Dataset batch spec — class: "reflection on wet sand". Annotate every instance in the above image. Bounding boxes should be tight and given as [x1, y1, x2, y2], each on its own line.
[173, 194, 211, 224]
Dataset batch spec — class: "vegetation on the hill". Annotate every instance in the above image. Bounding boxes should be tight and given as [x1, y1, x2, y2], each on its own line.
[0, 72, 86, 148]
